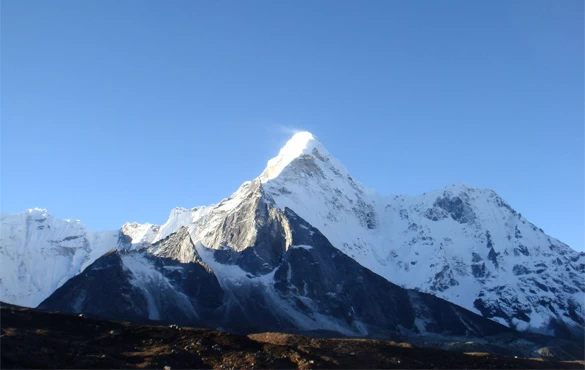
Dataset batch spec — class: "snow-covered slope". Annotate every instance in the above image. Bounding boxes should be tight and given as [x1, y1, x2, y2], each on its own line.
[1, 131, 583, 339]
[0, 209, 122, 307]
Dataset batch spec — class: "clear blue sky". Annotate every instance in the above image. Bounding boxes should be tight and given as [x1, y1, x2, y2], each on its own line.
[2, 1, 583, 251]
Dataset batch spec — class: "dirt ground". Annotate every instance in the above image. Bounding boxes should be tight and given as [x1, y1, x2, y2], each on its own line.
[1, 306, 583, 369]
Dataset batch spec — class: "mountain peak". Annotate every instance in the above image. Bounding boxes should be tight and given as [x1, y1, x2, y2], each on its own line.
[27, 208, 51, 217]
[259, 131, 330, 182]
[287, 131, 317, 148]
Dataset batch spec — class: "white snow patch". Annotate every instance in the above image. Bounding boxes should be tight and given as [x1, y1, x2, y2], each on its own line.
[120, 253, 162, 320]
[290, 244, 313, 250]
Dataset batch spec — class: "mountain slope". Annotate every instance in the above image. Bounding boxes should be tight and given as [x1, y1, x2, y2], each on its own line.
[38, 227, 224, 324]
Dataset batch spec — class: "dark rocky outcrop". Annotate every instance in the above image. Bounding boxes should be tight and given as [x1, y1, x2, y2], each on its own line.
[38, 231, 224, 326]
[433, 195, 476, 224]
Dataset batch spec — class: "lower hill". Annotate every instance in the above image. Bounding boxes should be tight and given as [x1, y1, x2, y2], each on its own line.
[1, 304, 583, 369]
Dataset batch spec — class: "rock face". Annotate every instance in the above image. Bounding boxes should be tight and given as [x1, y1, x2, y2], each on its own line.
[39, 229, 224, 325]
[2, 132, 583, 340]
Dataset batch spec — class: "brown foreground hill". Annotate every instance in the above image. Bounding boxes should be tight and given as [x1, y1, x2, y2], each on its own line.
[1, 305, 583, 369]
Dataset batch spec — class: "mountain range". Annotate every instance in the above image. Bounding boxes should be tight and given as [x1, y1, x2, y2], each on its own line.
[1, 131, 583, 346]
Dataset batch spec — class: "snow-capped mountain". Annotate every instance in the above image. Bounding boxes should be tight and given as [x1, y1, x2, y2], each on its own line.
[0, 209, 124, 307]
[1, 132, 583, 341]
[256, 133, 585, 338]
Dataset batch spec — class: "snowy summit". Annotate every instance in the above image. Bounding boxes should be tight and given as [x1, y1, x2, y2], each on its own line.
[260, 131, 328, 181]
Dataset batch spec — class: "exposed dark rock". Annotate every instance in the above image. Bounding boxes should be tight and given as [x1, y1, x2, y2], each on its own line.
[472, 263, 488, 278]
[430, 265, 459, 292]
[424, 207, 448, 221]
[352, 198, 377, 229]
[567, 300, 585, 326]
[117, 231, 132, 249]
[494, 196, 517, 215]
[399, 209, 409, 220]
[474, 295, 531, 326]
[434, 196, 476, 224]
[515, 225, 522, 239]
[514, 244, 530, 257]
[513, 265, 532, 276]
[209, 182, 290, 276]
[471, 252, 482, 263]
[486, 231, 493, 249]
[487, 247, 499, 269]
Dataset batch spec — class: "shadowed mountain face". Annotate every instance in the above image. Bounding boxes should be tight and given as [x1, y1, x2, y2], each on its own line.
[39, 229, 224, 325]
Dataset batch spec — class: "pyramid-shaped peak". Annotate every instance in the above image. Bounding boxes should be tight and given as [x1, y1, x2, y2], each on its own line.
[259, 131, 331, 182]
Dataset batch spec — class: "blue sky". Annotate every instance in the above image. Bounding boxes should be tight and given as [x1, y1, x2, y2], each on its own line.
[2, 1, 583, 251]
